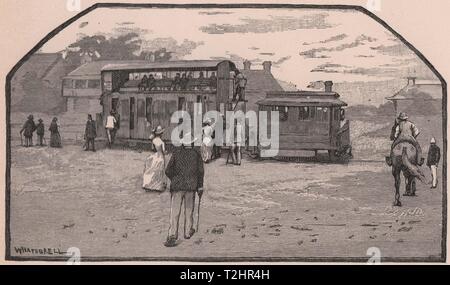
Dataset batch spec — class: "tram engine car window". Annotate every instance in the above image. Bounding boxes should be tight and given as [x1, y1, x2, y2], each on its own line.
[298, 106, 310, 120]
[277, 106, 288, 122]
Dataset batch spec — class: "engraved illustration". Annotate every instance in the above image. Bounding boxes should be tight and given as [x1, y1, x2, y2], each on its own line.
[5, 4, 446, 262]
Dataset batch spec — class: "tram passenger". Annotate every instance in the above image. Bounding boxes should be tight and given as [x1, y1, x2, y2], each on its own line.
[233, 70, 247, 101]
[139, 75, 148, 91]
[147, 74, 156, 91]
[172, 73, 182, 90]
[180, 73, 189, 90]
[209, 72, 217, 89]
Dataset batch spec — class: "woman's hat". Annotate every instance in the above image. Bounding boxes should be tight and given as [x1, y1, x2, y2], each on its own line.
[397, 112, 408, 121]
[431, 137, 436, 144]
[152, 125, 165, 135]
[204, 118, 213, 125]
[52, 117, 58, 122]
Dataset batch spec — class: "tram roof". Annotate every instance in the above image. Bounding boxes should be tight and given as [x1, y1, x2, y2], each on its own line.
[257, 91, 347, 107]
[101, 60, 237, 72]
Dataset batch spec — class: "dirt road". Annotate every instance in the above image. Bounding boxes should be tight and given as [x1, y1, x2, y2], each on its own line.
[8, 143, 443, 261]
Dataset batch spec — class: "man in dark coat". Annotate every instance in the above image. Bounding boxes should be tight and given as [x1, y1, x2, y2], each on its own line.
[164, 133, 204, 247]
[427, 137, 441, 189]
[20, 114, 36, 147]
[84, 114, 97, 152]
[36, 119, 45, 146]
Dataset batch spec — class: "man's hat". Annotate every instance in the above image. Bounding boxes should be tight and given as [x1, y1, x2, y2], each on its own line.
[431, 137, 436, 144]
[180, 132, 198, 146]
[152, 125, 165, 135]
[38, 118, 43, 122]
[397, 112, 408, 121]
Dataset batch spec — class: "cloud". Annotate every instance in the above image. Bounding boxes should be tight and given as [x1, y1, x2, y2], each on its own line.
[303, 33, 348, 45]
[142, 38, 204, 59]
[370, 43, 413, 57]
[259, 52, 275, 56]
[249, 47, 260, 50]
[210, 52, 262, 66]
[273, 56, 292, 66]
[113, 26, 152, 36]
[299, 34, 377, 59]
[299, 47, 331, 59]
[311, 63, 350, 73]
[355, 54, 375, 58]
[117, 21, 135, 26]
[200, 14, 334, 34]
[198, 11, 234, 15]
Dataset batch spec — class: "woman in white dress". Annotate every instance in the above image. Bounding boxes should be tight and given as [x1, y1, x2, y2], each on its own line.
[142, 126, 167, 192]
[201, 118, 215, 163]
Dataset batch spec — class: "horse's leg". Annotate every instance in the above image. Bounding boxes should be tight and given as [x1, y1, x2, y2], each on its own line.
[403, 172, 411, 196]
[411, 178, 416, 196]
[393, 168, 402, 207]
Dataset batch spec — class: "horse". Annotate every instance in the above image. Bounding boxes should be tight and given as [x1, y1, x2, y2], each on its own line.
[387, 140, 429, 206]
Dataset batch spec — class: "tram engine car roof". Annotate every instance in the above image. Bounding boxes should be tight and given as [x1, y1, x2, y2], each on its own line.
[257, 91, 348, 107]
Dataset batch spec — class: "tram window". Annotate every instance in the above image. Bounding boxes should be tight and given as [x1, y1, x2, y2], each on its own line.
[298, 106, 310, 120]
[316, 107, 329, 122]
[334, 108, 340, 121]
[146, 98, 152, 123]
[309, 106, 316, 119]
[178, 97, 186, 111]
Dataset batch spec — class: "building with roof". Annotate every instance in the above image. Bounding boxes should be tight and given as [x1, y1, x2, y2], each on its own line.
[386, 77, 442, 116]
[11, 52, 69, 112]
[241, 60, 285, 111]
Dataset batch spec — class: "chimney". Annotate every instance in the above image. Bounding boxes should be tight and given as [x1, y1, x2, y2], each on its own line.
[407, 76, 416, 86]
[243, 60, 251, 70]
[262, 61, 272, 73]
[324, 81, 333, 92]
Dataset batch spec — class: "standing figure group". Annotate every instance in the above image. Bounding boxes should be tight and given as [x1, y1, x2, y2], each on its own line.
[141, 126, 205, 248]
[20, 115, 61, 148]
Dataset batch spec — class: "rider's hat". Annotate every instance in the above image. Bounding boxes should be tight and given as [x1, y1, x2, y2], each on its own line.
[397, 112, 408, 121]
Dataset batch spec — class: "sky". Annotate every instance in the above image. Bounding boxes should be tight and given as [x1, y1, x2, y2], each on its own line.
[40, 7, 439, 105]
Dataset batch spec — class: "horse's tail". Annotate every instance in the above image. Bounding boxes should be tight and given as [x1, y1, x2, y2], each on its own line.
[401, 147, 428, 184]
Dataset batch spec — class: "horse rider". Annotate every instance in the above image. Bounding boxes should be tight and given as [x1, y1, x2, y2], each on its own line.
[389, 112, 423, 165]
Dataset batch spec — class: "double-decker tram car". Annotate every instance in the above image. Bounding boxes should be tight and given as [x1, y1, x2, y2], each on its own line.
[99, 60, 238, 141]
[256, 83, 350, 161]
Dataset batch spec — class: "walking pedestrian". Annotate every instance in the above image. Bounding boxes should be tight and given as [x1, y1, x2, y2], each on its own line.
[427, 137, 441, 189]
[49, 117, 62, 148]
[84, 114, 97, 152]
[105, 110, 117, 148]
[164, 132, 204, 247]
[19, 114, 36, 147]
[36, 119, 45, 146]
